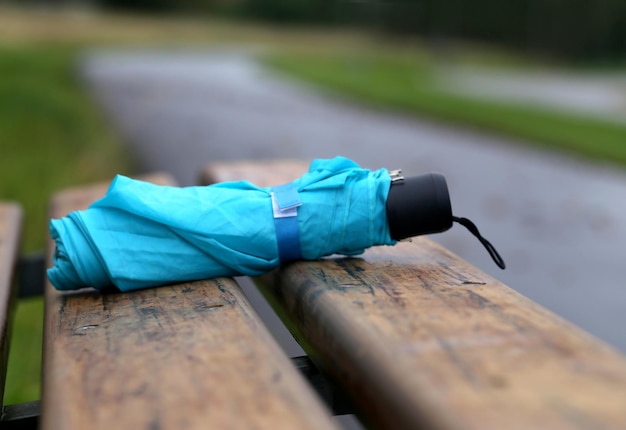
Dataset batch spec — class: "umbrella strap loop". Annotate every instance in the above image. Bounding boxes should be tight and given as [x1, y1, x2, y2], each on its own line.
[452, 216, 506, 270]
[271, 183, 303, 262]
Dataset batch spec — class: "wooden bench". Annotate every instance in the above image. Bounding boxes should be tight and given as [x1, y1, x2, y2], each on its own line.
[3, 160, 626, 429]
[40, 174, 337, 430]
[0, 203, 22, 414]
[202, 160, 626, 430]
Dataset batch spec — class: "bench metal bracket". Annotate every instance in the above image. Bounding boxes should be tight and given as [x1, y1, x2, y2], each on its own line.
[0, 401, 40, 430]
[292, 355, 355, 416]
[17, 253, 45, 298]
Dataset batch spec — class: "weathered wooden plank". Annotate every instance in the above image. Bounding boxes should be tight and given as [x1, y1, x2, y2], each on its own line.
[0, 203, 22, 405]
[258, 239, 626, 430]
[42, 173, 336, 430]
[200, 160, 309, 187]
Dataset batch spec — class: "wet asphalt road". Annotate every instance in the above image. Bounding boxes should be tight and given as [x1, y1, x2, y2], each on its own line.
[81, 49, 626, 358]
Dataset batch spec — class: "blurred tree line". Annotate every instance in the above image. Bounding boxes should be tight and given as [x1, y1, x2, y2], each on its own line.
[100, 0, 625, 61]
[374, 0, 626, 61]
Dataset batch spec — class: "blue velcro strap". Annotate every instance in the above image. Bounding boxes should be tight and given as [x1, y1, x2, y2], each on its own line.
[274, 217, 302, 262]
[271, 183, 302, 262]
[272, 182, 301, 210]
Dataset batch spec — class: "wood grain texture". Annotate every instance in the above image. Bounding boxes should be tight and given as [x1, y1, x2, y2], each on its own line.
[258, 239, 626, 430]
[42, 173, 336, 430]
[200, 160, 310, 187]
[0, 203, 22, 405]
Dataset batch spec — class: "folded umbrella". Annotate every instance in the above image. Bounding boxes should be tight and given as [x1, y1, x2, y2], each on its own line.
[48, 156, 504, 292]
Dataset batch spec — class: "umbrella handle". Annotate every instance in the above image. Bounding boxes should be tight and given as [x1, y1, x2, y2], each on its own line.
[386, 173, 453, 240]
[386, 173, 505, 270]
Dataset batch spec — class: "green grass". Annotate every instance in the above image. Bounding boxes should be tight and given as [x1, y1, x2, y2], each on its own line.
[265, 52, 626, 165]
[0, 45, 133, 252]
[1, 44, 133, 404]
[4, 297, 44, 404]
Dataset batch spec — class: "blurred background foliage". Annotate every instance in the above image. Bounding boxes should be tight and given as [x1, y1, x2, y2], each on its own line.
[96, 0, 626, 63]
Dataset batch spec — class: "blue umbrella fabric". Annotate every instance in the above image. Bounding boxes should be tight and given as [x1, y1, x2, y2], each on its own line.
[48, 156, 396, 292]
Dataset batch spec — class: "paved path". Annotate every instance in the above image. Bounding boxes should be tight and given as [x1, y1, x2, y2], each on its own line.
[81, 50, 626, 359]
[439, 66, 626, 123]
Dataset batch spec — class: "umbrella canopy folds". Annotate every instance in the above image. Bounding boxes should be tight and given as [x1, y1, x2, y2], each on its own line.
[48, 157, 396, 292]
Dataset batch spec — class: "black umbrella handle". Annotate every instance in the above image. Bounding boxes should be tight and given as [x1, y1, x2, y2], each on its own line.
[386, 173, 505, 270]
[386, 174, 453, 239]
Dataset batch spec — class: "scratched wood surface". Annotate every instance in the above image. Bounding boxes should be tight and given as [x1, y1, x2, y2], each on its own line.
[200, 160, 310, 187]
[42, 173, 336, 430]
[0, 203, 22, 405]
[258, 239, 626, 430]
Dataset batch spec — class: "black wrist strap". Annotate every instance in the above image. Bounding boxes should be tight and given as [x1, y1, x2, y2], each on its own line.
[452, 216, 506, 270]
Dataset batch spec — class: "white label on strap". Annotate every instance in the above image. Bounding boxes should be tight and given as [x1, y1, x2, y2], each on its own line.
[271, 192, 299, 218]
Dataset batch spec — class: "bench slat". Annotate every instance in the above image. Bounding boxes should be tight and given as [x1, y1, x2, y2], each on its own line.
[258, 239, 626, 430]
[0, 203, 22, 405]
[42, 174, 336, 430]
[200, 160, 309, 188]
